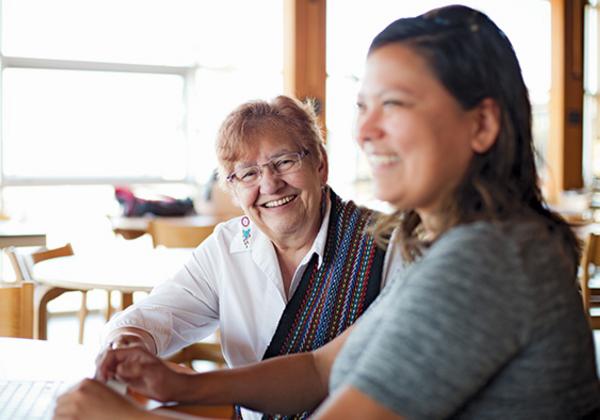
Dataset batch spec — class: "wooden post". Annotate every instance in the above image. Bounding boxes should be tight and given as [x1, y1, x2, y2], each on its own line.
[548, 0, 585, 202]
[283, 0, 327, 131]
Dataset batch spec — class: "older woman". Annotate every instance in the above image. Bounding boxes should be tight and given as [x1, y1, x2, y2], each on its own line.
[94, 95, 390, 419]
[59, 5, 600, 420]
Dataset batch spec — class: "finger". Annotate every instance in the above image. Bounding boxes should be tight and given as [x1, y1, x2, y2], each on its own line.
[52, 402, 73, 420]
[94, 348, 106, 367]
[98, 348, 133, 380]
[95, 336, 145, 376]
[52, 397, 77, 419]
[94, 348, 113, 381]
[99, 347, 154, 382]
[114, 357, 147, 381]
[97, 348, 135, 382]
[95, 350, 115, 382]
[53, 381, 89, 419]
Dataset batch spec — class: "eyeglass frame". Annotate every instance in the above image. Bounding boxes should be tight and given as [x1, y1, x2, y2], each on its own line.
[226, 149, 310, 187]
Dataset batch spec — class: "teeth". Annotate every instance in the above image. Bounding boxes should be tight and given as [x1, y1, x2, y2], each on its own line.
[367, 154, 400, 166]
[264, 195, 295, 208]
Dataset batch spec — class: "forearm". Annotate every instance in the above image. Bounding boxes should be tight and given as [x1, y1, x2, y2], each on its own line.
[135, 409, 207, 420]
[181, 352, 328, 415]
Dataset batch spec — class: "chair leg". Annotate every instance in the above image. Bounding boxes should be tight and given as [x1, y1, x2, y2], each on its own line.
[105, 290, 113, 321]
[121, 292, 134, 310]
[34, 286, 70, 340]
[77, 291, 89, 344]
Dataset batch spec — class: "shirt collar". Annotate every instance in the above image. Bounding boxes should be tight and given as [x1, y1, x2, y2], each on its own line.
[229, 192, 332, 269]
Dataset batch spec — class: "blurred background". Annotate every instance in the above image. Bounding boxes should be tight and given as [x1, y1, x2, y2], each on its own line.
[0, 0, 598, 354]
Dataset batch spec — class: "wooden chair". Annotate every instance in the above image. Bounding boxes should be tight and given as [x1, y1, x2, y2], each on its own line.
[146, 220, 224, 368]
[166, 341, 226, 368]
[148, 220, 216, 248]
[0, 281, 34, 338]
[579, 233, 600, 329]
[6, 243, 91, 343]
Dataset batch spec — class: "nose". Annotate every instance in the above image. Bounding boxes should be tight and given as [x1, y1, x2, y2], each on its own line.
[258, 165, 285, 194]
[355, 107, 383, 147]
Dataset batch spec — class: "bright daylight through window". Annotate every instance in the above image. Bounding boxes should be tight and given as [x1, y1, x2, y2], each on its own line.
[0, 0, 282, 246]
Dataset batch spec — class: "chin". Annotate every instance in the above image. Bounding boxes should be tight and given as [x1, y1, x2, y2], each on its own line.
[373, 186, 398, 202]
[375, 192, 406, 211]
[267, 219, 297, 234]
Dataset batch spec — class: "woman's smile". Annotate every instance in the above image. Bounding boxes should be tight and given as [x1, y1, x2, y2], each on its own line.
[364, 151, 401, 171]
[260, 194, 298, 209]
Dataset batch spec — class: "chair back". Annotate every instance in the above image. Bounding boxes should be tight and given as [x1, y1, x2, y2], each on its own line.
[167, 342, 226, 367]
[148, 220, 215, 248]
[0, 281, 34, 338]
[6, 243, 74, 283]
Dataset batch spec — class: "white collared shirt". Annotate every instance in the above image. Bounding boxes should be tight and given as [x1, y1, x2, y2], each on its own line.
[104, 199, 398, 418]
[105, 198, 334, 365]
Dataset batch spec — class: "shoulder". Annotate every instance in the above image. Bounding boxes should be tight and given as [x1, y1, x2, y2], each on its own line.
[428, 221, 515, 263]
[410, 222, 526, 295]
[430, 219, 557, 259]
[330, 188, 382, 221]
[425, 219, 573, 289]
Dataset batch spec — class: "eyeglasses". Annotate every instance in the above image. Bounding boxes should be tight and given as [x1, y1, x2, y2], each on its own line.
[226, 149, 309, 187]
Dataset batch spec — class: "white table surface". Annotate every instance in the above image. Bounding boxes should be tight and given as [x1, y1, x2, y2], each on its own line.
[32, 247, 193, 293]
[0, 222, 46, 248]
[109, 215, 222, 232]
[0, 337, 94, 382]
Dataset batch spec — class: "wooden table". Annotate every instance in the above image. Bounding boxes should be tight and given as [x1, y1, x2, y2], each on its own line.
[0, 221, 46, 248]
[0, 337, 233, 418]
[109, 215, 223, 240]
[33, 247, 194, 309]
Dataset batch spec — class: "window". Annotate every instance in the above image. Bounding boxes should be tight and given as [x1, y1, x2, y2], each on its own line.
[0, 0, 282, 248]
[326, 0, 551, 203]
[1, 0, 283, 186]
[3, 68, 186, 180]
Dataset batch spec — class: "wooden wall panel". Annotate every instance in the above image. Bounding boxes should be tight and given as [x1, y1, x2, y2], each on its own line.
[283, 0, 327, 130]
[548, 0, 584, 202]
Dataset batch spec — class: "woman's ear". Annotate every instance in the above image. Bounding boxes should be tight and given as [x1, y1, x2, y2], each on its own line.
[470, 98, 500, 154]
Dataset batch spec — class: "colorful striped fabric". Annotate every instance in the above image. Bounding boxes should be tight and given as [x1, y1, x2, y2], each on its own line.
[257, 188, 385, 420]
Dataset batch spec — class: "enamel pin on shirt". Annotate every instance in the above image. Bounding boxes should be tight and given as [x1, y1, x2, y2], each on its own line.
[241, 216, 251, 248]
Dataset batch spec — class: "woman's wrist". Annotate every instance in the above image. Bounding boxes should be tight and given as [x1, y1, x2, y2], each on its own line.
[168, 371, 206, 403]
[106, 328, 157, 354]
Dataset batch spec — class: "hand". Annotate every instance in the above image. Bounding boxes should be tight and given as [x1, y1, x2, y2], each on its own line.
[96, 346, 188, 402]
[95, 333, 147, 378]
[53, 378, 147, 420]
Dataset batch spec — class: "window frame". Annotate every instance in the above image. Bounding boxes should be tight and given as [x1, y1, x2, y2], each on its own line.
[0, 54, 198, 187]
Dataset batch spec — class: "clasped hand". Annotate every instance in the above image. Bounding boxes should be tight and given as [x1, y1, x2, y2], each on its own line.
[54, 342, 188, 420]
[96, 345, 184, 403]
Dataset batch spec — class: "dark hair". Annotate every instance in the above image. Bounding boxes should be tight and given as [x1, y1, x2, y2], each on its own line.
[368, 5, 580, 271]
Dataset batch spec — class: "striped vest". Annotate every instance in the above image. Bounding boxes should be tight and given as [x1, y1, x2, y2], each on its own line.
[246, 188, 385, 420]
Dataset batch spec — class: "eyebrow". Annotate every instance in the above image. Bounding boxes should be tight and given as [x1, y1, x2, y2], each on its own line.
[361, 85, 418, 99]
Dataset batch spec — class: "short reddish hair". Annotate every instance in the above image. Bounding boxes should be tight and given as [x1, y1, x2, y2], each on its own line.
[215, 95, 325, 183]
